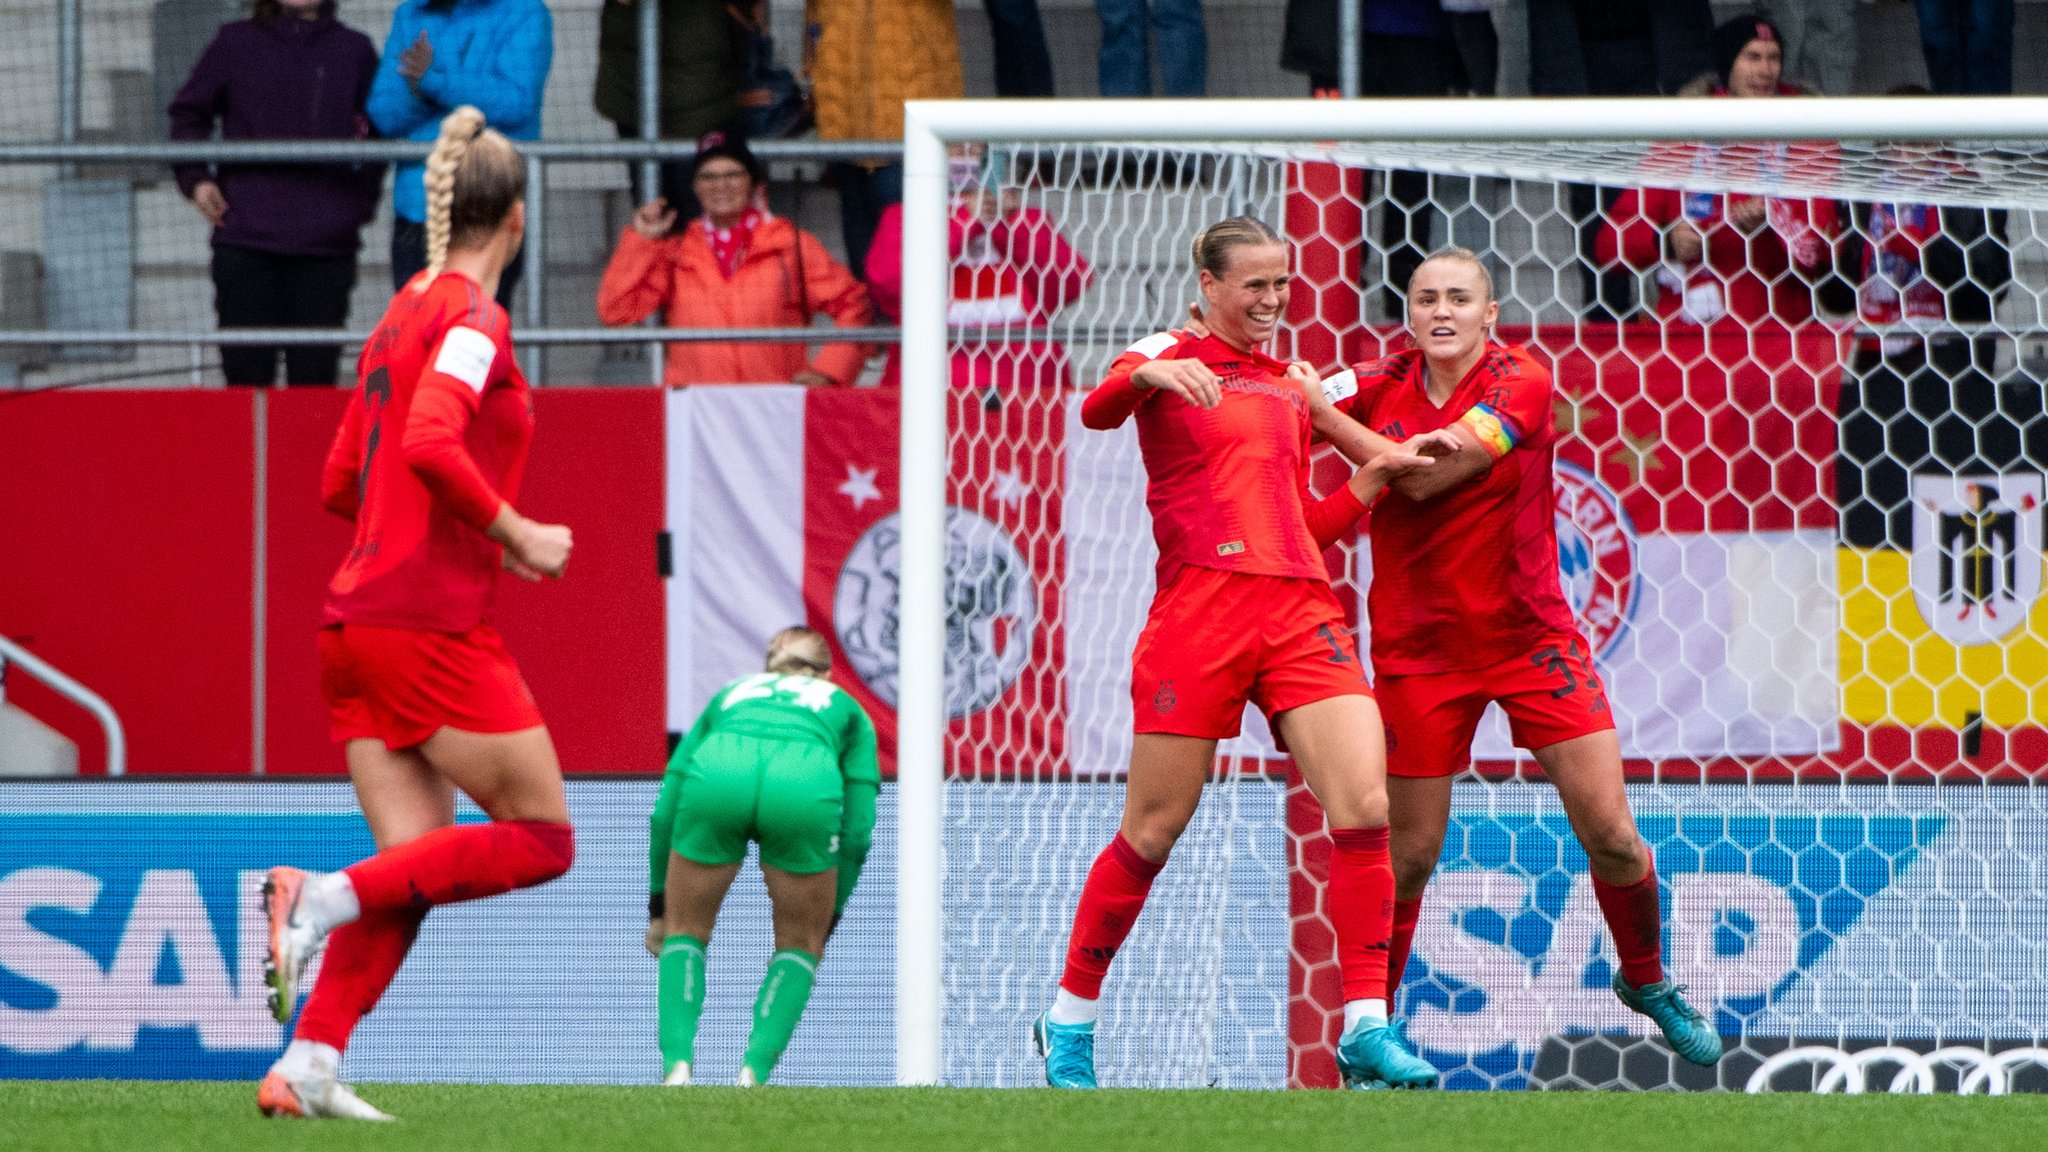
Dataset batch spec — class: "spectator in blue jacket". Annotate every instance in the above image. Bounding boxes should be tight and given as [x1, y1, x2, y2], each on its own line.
[367, 0, 552, 306]
[169, 0, 382, 387]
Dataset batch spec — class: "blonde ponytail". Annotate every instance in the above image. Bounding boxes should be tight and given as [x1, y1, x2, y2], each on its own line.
[414, 106, 526, 292]
[417, 106, 486, 290]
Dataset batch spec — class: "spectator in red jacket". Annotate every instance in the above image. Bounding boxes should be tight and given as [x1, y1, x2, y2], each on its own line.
[1594, 16, 1841, 328]
[865, 145, 1091, 396]
[596, 133, 872, 388]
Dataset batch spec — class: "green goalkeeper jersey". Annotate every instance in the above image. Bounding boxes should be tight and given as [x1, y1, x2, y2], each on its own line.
[675, 673, 881, 779]
[650, 673, 880, 914]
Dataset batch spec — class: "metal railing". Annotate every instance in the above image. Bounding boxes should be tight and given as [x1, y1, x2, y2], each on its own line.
[0, 633, 127, 777]
[1, 136, 903, 385]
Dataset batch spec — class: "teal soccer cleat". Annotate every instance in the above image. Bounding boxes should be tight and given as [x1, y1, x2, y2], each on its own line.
[1613, 974, 1725, 1065]
[1335, 1018, 1438, 1090]
[1032, 1011, 1098, 1089]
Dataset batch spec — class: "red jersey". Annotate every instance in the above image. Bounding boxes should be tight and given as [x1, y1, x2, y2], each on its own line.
[1082, 330, 1366, 590]
[1338, 344, 1576, 675]
[322, 271, 532, 632]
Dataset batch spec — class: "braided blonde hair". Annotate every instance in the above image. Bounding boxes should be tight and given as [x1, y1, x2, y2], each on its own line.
[764, 627, 832, 677]
[415, 105, 526, 291]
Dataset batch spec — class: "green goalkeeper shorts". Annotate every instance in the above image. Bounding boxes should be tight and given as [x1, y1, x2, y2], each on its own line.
[666, 731, 844, 875]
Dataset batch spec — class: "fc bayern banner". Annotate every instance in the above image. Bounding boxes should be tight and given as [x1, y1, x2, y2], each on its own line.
[664, 387, 1066, 776]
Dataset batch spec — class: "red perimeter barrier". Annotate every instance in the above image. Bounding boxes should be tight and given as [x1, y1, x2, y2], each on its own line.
[0, 388, 665, 776]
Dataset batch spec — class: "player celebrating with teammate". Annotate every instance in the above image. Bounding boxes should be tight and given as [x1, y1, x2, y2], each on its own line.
[1318, 247, 1722, 1067]
[256, 106, 578, 1120]
[1035, 217, 1448, 1091]
[646, 627, 878, 1087]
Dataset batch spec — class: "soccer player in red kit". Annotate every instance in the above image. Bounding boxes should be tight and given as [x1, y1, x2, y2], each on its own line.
[254, 107, 579, 1121]
[1318, 248, 1722, 1067]
[1033, 217, 1449, 1091]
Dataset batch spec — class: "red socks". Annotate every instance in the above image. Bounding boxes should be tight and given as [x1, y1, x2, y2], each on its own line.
[292, 907, 428, 1050]
[1059, 834, 1165, 998]
[344, 819, 575, 913]
[290, 821, 571, 1054]
[1385, 897, 1423, 1003]
[1328, 826, 1395, 1003]
[1593, 858, 1666, 989]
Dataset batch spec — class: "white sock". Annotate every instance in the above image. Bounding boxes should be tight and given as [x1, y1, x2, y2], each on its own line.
[295, 872, 361, 935]
[275, 1039, 341, 1080]
[1343, 998, 1389, 1031]
[1048, 989, 1099, 1026]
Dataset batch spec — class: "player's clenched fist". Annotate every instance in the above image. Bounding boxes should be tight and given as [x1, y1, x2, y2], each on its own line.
[513, 521, 573, 579]
[490, 507, 573, 579]
[1131, 357, 1223, 409]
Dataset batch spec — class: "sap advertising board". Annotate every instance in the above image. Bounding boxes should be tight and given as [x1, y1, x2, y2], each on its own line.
[0, 782, 2041, 1087]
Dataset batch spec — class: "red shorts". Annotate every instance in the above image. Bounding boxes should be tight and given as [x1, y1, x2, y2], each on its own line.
[1376, 633, 1616, 778]
[1130, 567, 1372, 740]
[319, 622, 543, 750]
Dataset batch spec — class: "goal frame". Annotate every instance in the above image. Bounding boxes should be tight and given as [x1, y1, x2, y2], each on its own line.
[892, 95, 2048, 1086]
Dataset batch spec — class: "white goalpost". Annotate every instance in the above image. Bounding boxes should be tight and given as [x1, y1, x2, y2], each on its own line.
[894, 98, 2048, 1090]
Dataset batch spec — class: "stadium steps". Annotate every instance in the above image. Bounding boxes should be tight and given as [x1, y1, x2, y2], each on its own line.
[0, 702, 78, 776]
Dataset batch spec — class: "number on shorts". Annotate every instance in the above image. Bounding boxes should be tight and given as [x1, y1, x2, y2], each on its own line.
[1530, 645, 1579, 700]
[1315, 623, 1355, 665]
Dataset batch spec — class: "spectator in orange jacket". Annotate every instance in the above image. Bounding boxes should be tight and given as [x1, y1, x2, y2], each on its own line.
[596, 133, 873, 388]
[864, 145, 1091, 396]
[1595, 16, 1841, 327]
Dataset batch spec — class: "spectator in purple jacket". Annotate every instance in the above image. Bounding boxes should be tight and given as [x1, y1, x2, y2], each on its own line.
[169, 0, 383, 387]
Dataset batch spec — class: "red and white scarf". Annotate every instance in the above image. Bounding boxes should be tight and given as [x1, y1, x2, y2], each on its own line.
[703, 208, 762, 280]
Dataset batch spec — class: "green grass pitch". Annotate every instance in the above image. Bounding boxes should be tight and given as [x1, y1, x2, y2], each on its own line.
[8, 1081, 2047, 1152]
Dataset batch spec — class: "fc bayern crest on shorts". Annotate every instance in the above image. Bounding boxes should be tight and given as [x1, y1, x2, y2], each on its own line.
[1553, 460, 1640, 660]
[832, 506, 1038, 717]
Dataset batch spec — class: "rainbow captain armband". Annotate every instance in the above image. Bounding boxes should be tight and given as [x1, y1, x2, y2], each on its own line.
[1459, 402, 1521, 460]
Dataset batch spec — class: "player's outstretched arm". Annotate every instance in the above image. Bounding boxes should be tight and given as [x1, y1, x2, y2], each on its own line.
[646, 769, 683, 955]
[1390, 421, 1495, 501]
[829, 706, 881, 936]
[1392, 416, 1490, 498]
[1301, 442, 1442, 548]
[1284, 361, 1405, 461]
[833, 779, 878, 926]
[1354, 444, 1439, 500]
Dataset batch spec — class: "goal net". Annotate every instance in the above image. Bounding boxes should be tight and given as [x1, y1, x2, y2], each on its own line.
[890, 101, 2048, 1092]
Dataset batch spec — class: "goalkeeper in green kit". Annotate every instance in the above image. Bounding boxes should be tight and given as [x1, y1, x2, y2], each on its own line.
[645, 627, 879, 1086]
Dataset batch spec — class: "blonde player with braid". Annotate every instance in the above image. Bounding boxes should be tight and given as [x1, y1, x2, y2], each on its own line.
[258, 106, 576, 1121]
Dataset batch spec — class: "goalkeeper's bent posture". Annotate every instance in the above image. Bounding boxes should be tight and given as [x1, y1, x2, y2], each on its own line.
[645, 627, 879, 1086]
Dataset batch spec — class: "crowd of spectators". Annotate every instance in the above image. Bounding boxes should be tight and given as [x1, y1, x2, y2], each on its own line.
[164, 0, 2028, 391]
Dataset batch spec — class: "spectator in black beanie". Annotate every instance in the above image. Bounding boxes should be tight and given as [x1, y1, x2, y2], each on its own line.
[1697, 13, 1802, 96]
